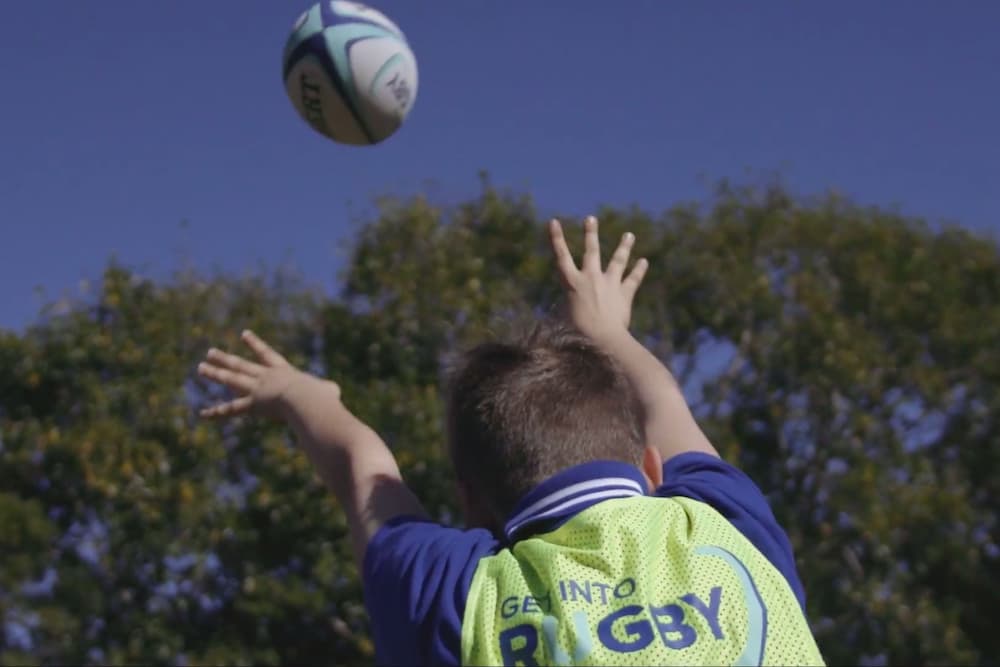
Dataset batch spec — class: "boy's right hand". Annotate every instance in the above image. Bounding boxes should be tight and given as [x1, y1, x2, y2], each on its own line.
[551, 216, 719, 462]
[197, 329, 338, 422]
[549, 216, 649, 344]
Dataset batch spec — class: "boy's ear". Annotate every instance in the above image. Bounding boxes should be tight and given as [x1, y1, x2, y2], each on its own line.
[641, 445, 664, 492]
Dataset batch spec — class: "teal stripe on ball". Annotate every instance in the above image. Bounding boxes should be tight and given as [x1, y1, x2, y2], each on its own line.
[330, 0, 406, 40]
[282, 4, 325, 69]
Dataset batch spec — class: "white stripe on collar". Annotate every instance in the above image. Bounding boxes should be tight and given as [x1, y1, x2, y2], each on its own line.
[505, 477, 645, 537]
[506, 487, 644, 537]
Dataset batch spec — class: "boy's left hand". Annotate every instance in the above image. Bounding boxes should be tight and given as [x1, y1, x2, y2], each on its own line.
[197, 329, 337, 422]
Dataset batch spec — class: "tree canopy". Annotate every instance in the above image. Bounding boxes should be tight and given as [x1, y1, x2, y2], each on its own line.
[1, 180, 997, 665]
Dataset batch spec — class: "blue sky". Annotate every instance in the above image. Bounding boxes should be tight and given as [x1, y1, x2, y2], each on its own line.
[2, 0, 997, 331]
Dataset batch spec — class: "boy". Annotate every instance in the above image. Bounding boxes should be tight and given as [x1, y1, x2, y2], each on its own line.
[198, 217, 825, 666]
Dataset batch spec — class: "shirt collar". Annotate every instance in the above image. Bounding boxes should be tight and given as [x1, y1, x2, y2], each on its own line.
[503, 460, 649, 542]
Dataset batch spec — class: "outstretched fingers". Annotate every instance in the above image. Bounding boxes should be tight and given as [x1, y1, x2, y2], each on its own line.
[205, 347, 263, 378]
[549, 219, 579, 284]
[241, 330, 288, 367]
[607, 232, 635, 280]
[197, 360, 257, 394]
[200, 396, 254, 419]
[550, 216, 648, 302]
[197, 331, 290, 420]
[582, 216, 602, 273]
[622, 257, 650, 298]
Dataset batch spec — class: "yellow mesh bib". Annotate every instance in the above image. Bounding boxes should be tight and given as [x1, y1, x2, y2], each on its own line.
[461, 495, 824, 666]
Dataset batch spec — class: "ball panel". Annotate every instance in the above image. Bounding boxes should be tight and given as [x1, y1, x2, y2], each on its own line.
[329, 1, 406, 39]
[348, 38, 418, 142]
[284, 56, 369, 145]
[321, 22, 400, 93]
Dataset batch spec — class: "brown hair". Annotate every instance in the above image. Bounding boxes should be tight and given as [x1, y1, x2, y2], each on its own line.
[445, 318, 646, 525]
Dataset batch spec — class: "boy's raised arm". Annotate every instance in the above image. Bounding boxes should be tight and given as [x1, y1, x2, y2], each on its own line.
[197, 330, 428, 568]
[549, 216, 719, 463]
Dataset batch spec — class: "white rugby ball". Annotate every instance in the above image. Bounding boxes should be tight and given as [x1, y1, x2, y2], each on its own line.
[282, 1, 418, 145]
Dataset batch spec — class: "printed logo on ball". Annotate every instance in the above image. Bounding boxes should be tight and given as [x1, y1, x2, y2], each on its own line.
[299, 73, 329, 135]
[384, 71, 412, 111]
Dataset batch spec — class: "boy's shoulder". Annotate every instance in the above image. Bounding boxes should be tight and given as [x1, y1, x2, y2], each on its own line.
[362, 515, 500, 665]
[653, 452, 806, 607]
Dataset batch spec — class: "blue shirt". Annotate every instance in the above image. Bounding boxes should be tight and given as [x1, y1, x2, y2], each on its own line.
[363, 452, 805, 666]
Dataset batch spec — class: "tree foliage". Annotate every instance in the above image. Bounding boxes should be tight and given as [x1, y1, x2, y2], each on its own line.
[1, 181, 997, 665]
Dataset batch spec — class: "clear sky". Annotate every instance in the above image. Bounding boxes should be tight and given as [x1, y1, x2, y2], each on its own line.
[2, 1, 997, 331]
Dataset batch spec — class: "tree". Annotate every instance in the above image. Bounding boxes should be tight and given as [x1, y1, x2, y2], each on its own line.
[1, 180, 997, 665]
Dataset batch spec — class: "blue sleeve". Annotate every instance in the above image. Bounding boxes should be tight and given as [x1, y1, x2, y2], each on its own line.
[362, 516, 499, 666]
[655, 452, 807, 610]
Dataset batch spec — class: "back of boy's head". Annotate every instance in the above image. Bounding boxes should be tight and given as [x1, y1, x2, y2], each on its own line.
[445, 318, 646, 527]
